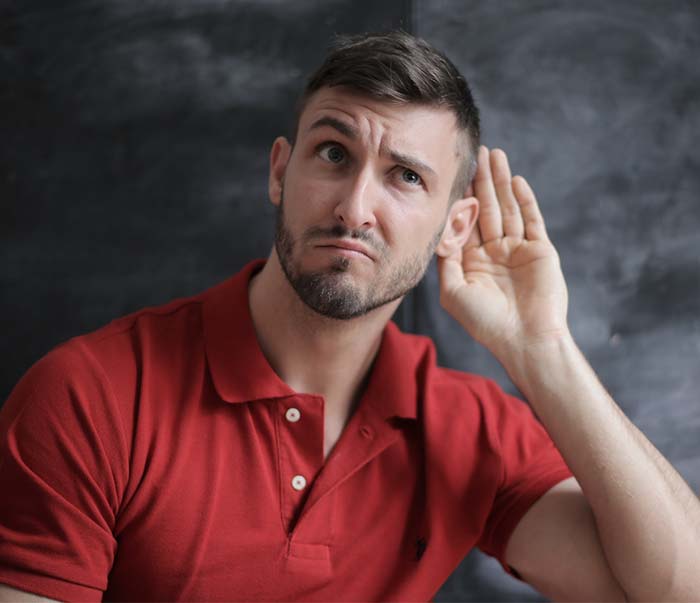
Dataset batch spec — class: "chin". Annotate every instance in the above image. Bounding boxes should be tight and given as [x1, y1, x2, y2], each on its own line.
[299, 252, 360, 276]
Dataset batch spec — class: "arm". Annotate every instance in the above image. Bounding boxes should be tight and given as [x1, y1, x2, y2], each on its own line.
[0, 343, 122, 601]
[505, 477, 627, 601]
[437, 146, 700, 601]
[0, 584, 59, 603]
[503, 332, 700, 601]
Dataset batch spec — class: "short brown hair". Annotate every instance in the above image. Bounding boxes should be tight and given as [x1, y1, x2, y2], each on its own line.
[293, 30, 480, 202]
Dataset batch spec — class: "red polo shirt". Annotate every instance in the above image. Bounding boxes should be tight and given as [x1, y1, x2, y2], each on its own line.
[0, 259, 573, 602]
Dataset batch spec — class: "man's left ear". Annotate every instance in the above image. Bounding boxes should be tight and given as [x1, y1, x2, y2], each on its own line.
[435, 196, 479, 258]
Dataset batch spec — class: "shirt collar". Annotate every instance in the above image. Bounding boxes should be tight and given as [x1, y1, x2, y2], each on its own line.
[203, 259, 426, 420]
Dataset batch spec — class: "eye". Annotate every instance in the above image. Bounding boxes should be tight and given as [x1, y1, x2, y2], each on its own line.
[400, 168, 422, 186]
[317, 143, 346, 164]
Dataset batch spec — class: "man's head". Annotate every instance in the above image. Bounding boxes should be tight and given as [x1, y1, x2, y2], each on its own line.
[292, 30, 480, 201]
[267, 31, 481, 320]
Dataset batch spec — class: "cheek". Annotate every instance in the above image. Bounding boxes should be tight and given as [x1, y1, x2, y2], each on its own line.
[285, 169, 338, 214]
[379, 205, 431, 250]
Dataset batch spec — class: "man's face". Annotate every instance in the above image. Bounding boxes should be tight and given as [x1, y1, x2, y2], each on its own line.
[270, 86, 465, 320]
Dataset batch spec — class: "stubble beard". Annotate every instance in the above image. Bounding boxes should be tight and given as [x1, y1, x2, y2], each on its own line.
[274, 190, 443, 320]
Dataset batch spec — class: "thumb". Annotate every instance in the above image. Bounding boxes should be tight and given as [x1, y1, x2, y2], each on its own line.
[436, 250, 465, 302]
[437, 253, 484, 336]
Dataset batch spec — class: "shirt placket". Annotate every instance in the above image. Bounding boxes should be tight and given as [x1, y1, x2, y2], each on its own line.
[275, 395, 325, 536]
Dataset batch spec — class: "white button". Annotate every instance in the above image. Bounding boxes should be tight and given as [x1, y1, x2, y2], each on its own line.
[291, 475, 307, 491]
[285, 407, 301, 422]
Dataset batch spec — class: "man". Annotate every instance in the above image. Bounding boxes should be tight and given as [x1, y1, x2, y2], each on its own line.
[0, 31, 698, 602]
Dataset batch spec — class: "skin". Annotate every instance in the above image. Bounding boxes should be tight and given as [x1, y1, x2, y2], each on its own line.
[4, 86, 699, 602]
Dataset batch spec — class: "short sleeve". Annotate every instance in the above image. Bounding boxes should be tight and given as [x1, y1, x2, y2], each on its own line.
[474, 379, 574, 580]
[0, 340, 128, 602]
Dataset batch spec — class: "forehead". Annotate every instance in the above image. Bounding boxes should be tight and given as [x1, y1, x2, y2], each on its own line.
[297, 86, 461, 162]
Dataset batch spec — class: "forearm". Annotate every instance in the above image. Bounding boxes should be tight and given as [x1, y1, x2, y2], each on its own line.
[498, 333, 700, 601]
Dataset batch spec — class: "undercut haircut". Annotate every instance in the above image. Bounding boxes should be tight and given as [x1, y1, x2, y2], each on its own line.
[292, 30, 480, 202]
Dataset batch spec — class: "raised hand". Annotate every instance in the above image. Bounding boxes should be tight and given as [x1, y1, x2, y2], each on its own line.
[437, 146, 569, 356]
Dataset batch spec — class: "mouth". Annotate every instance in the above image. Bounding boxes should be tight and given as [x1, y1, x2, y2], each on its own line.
[315, 239, 375, 261]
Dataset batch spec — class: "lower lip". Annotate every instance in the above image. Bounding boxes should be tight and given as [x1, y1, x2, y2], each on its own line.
[316, 245, 371, 260]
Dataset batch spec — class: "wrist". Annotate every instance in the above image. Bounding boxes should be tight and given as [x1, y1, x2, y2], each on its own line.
[490, 326, 574, 365]
[494, 328, 580, 394]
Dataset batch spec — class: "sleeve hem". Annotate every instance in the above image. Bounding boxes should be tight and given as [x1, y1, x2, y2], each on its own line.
[0, 567, 103, 603]
[479, 466, 575, 581]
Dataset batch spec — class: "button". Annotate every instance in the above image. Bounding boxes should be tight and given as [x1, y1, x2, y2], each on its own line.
[285, 407, 301, 422]
[291, 475, 307, 491]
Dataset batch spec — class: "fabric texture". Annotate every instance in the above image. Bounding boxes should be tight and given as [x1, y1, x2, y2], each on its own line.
[0, 259, 573, 602]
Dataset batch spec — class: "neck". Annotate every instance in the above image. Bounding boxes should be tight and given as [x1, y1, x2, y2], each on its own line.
[248, 251, 401, 418]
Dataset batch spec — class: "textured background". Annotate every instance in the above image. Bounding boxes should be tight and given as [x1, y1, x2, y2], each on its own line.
[1, 1, 699, 601]
[411, 2, 700, 600]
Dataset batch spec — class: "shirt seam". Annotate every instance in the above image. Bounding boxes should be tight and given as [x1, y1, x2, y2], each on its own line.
[73, 337, 131, 520]
[272, 399, 287, 538]
[86, 298, 205, 346]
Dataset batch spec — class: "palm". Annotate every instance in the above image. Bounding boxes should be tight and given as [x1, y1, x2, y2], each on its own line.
[439, 148, 569, 353]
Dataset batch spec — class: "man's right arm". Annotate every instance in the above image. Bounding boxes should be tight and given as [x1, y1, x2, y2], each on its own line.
[0, 583, 59, 602]
[0, 342, 125, 601]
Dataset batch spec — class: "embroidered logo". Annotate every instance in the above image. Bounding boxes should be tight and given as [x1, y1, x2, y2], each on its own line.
[415, 537, 427, 561]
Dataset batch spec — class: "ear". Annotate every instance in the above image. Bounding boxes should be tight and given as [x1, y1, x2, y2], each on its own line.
[268, 136, 292, 207]
[435, 196, 479, 258]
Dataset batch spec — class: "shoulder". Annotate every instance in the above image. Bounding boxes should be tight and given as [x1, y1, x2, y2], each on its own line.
[69, 280, 221, 382]
[423, 356, 524, 419]
[402, 334, 543, 458]
[82, 288, 207, 360]
[385, 321, 522, 412]
[2, 284, 215, 431]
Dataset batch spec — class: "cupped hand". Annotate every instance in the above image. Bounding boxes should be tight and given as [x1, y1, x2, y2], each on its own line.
[437, 146, 570, 355]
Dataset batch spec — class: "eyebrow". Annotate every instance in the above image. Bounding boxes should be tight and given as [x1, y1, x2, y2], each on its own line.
[307, 116, 359, 139]
[306, 116, 437, 178]
[387, 149, 436, 179]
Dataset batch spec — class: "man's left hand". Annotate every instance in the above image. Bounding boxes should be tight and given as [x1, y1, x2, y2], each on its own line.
[437, 146, 570, 356]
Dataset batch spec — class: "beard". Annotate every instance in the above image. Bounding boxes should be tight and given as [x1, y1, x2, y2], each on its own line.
[274, 190, 444, 320]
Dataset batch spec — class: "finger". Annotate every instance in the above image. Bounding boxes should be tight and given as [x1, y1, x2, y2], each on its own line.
[491, 149, 525, 239]
[512, 175, 549, 241]
[473, 145, 503, 242]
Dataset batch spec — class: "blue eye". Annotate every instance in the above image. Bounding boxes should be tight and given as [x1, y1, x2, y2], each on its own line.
[318, 144, 345, 164]
[401, 169, 422, 186]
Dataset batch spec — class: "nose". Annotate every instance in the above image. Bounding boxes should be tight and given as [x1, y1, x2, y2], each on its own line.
[333, 167, 378, 230]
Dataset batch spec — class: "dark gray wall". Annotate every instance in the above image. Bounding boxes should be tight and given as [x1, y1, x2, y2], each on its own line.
[2, 2, 699, 602]
[0, 0, 410, 394]
[413, 1, 700, 601]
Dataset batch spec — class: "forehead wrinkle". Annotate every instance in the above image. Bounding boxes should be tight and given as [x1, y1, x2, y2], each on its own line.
[306, 115, 359, 139]
[306, 112, 391, 157]
[305, 95, 389, 141]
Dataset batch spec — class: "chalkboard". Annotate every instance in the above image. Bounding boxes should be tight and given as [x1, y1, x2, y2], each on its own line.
[1, 2, 698, 602]
[0, 0, 410, 392]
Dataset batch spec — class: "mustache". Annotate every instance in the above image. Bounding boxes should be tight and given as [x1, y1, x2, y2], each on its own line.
[303, 224, 386, 255]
